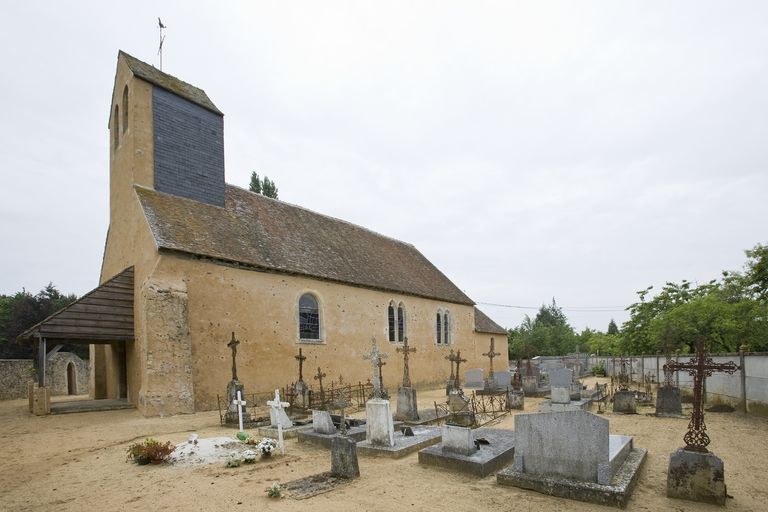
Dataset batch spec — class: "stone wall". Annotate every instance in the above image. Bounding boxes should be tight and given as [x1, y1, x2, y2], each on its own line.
[0, 360, 34, 400]
[0, 353, 89, 400]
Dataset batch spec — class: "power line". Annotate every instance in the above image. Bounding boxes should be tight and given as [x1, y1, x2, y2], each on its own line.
[476, 301, 626, 313]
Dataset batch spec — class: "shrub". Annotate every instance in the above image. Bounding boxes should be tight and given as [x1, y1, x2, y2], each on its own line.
[592, 364, 606, 376]
[266, 482, 283, 498]
[127, 438, 175, 465]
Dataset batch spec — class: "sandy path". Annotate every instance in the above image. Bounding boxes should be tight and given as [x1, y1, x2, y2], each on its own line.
[1, 379, 767, 512]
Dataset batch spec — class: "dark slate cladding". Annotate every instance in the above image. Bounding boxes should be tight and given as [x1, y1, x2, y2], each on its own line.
[152, 87, 225, 207]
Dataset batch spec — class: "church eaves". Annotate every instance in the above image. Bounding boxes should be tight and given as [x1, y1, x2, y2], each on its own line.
[474, 307, 507, 334]
[136, 184, 475, 306]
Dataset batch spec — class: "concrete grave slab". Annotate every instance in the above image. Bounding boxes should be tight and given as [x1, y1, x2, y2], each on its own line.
[419, 428, 516, 477]
[366, 398, 395, 447]
[613, 390, 637, 414]
[357, 426, 441, 459]
[655, 387, 683, 417]
[312, 410, 336, 435]
[538, 398, 592, 413]
[667, 448, 726, 505]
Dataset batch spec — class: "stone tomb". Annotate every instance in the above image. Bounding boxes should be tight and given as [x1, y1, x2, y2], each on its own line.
[538, 368, 591, 413]
[497, 411, 647, 508]
[419, 425, 516, 477]
[356, 398, 441, 458]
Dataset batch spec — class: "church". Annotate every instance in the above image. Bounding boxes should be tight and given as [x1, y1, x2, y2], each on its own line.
[21, 51, 508, 416]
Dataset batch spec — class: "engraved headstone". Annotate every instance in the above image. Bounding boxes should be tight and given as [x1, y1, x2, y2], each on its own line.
[465, 368, 484, 388]
[549, 367, 573, 404]
[312, 409, 336, 435]
[442, 424, 475, 456]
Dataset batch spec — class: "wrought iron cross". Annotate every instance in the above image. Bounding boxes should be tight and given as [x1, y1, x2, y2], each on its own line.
[445, 349, 457, 381]
[397, 336, 417, 388]
[454, 350, 467, 384]
[483, 338, 501, 378]
[377, 358, 387, 393]
[664, 338, 740, 452]
[314, 366, 327, 403]
[227, 332, 240, 381]
[363, 336, 388, 399]
[331, 389, 353, 436]
[295, 348, 307, 382]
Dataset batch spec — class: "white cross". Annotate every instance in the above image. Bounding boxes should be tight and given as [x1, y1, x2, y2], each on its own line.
[231, 390, 247, 433]
[267, 389, 290, 455]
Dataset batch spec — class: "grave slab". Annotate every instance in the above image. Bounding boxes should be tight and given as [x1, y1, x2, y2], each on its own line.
[357, 426, 441, 458]
[258, 421, 312, 439]
[298, 420, 404, 448]
[419, 428, 516, 477]
[538, 398, 592, 413]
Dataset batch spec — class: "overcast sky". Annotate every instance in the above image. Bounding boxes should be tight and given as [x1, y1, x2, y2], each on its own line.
[1, 2, 766, 332]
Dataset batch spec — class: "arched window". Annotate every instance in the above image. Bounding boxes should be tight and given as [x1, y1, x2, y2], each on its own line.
[443, 311, 451, 345]
[122, 85, 129, 133]
[397, 303, 405, 342]
[299, 293, 320, 340]
[436, 311, 442, 344]
[113, 105, 119, 149]
[388, 303, 396, 342]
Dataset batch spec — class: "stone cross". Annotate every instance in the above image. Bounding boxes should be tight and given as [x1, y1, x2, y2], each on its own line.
[363, 336, 388, 399]
[397, 337, 417, 388]
[267, 389, 290, 455]
[227, 332, 240, 381]
[314, 366, 327, 404]
[445, 349, 456, 381]
[295, 348, 307, 382]
[454, 350, 467, 383]
[664, 338, 740, 452]
[483, 338, 501, 378]
[231, 390, 247, 432]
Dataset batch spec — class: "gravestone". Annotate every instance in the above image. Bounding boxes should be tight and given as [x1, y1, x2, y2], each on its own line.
[548, 367, 573, 404]
[505, 388, 525, 410]
[522, 375, 539, 395]
[395, 337, 419, 421]
[494, 370, 513, 390]
[447, 389, 474, 427]
[270, 400, 294, 428]
[464, 368, 484, 388]
[613, 390, 637, 414]
[330, 436, 360, 479]
[312, 409, 336, 435]
[441, 424, 475, 456]
[224, 333, 251, 426]
[498, 410, 647, 507]
[656, 387, 683, 416]
[667, 449, 725, 505]
[366, 398, 395, 446]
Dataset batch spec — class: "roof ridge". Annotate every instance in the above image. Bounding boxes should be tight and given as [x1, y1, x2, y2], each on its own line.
[226, 184, 417, 248]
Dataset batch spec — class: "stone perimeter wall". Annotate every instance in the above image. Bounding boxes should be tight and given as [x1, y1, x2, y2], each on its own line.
[0, 360, 34, 400]
[590, 352, 768, 416]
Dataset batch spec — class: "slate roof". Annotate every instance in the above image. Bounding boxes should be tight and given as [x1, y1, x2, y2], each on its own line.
[119, 51, 222, 115]
[474, 307, 507, 334]
[136, 185, 476, 306]
[18, 267, 134, 342]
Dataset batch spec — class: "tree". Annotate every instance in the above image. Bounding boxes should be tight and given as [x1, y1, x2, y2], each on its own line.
[506, 299, 577, 357]
[249, 172, 262, 194]
[248, 172, 279, 199]
[607, 318, 619, 335]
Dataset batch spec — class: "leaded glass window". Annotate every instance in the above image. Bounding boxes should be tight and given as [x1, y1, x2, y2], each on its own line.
[388, 303, 396, 342]
[299, 294, 320, 340]
[397, 303, 405, 342]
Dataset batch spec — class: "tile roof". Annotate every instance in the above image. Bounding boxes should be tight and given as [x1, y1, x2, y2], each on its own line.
[136, 185, 476, 306]
[119, 51, 222, 115]
[474, 307, 507, 334]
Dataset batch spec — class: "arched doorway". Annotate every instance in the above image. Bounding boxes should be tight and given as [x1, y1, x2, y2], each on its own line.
[67, 362, 77, 395]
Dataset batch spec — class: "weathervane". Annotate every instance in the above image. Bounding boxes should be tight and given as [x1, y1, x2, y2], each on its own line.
[157, 17, 167, 70]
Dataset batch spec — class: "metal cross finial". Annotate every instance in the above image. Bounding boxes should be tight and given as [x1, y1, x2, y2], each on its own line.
[482, 338, 501, 378]
[363, 336, 388, 399]
[314, 366, 327, 403]
[397, 336, 417, 388]
[295, 348, 307, 381]
[331, 388, 353, 436]
[227, 332, 240, 381]
[664, 338, 740, 452]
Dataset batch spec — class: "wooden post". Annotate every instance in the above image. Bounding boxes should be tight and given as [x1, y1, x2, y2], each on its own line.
[739, 346, 748, 413]
[37, 335, 46, 387]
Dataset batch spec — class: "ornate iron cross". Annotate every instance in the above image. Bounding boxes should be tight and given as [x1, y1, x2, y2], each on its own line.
[295, 348, 307, 382]
[445, 349, 457, 381]
[664, 338, 740, 452]
[227, 332, 240, 381]
[363, 336, 388, 399]
[483, 338, 501, 378]
[397, 336, 417, 388]
[454, 350, 467, 383]
[331, 388, 353, 436]
[314, 366, 327, 403]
